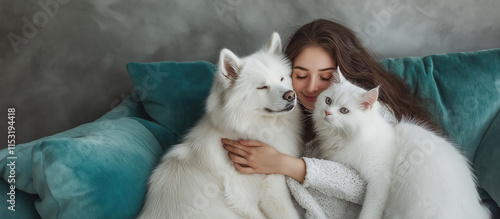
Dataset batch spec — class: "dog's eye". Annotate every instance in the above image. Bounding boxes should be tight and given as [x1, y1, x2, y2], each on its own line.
[257, 85, 269, 90]
[339, 107, 349, 114]
[280, 77, 284, 82]
[325, 97, 332, 105]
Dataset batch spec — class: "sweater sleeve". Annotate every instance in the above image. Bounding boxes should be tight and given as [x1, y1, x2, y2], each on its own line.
[301, 157, 366, 205]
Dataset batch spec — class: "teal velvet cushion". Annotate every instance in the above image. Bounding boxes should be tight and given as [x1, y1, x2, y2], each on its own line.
[380, 48, 500, 160]
[0, 139, 42, 195]
[0, 180, 40, 219]
[126, 61, 216, 144]
[0, 138, 42, 218]
[96, 93, 178, 150]
[30, 118, 164, 218]
[475, 111, 500, 206]
[0, 117, 169, 218]
[379, 48, 500, 209]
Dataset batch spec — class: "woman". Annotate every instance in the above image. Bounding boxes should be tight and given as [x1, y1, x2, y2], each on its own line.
[222, 19, 437, 218]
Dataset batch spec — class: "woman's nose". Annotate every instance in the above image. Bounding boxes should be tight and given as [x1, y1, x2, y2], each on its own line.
[306, 78, 319, 93]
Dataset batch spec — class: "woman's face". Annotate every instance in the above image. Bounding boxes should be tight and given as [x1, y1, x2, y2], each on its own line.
[292, 46, 337, 110]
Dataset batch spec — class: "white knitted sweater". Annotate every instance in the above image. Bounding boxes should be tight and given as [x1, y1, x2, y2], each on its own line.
[286, 104, 397, 219]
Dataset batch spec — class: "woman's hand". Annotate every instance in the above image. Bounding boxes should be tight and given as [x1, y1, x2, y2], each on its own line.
[221, 138, 283, 174]
[221, 138, 306, 183]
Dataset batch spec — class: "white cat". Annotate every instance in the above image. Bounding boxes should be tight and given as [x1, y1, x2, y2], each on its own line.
[312, 67, 490, 219]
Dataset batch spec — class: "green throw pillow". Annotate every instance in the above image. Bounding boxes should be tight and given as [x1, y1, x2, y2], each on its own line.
[31, 118, 164, 218]
[0, 179, 40, 219]
[126, 61, 216, 144]
[474, 111, 500, 206]
[0, 117, 167, 218]
[379, 48, 500, 160]
[380, 48, 500, 211]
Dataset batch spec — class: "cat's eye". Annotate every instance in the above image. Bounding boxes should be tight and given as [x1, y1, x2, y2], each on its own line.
[340, 107, 349, 114]
[325, 97, 332, 105]
[257, 85, 269, 90]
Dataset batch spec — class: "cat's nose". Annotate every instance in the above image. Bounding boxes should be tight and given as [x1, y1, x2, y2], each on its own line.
[282, 90, 296, 102]
[325, 110, 331, 117]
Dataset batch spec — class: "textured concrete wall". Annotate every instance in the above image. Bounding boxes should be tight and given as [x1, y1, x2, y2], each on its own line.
[1, 0, 499, 147]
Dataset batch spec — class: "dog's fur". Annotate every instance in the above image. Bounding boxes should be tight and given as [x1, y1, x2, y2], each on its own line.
[138, 33, 302, 219]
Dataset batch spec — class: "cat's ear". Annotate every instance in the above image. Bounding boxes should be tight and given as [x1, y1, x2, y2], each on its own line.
[332, 65, 347, 84]
[218, 48, 241, 81]
[361, 86, 379, 110]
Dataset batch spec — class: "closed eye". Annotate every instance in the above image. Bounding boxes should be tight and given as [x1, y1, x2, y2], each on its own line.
[257, 85, 269, 90]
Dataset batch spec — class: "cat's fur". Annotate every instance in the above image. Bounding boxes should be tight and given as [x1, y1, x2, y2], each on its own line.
[312, 67, 490, 219]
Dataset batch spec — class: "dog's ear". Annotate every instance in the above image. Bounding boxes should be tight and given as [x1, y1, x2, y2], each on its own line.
[218, 48, 241, 81]
[263, 32, 282, 55]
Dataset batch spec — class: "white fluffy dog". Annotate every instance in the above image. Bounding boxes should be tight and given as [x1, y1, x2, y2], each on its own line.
[138, 33, 302, 219]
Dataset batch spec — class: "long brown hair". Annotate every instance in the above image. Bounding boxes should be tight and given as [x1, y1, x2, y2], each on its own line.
[285, 19, 439, 132]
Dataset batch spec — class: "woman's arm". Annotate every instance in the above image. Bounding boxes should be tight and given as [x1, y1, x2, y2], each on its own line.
[221, 138, 366, 204]
[300, 157, 366, 205]
[221, 138, 306, 182]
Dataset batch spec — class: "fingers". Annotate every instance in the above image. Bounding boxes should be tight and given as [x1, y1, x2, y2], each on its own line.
[222, 138, 265, 148]
[228, 152, 255, 174]
[222, 143, 248, 158]
[228, 151, 248, 165]
[222, 138, 261, 174]
[233, 161, 255, 174]
[222, 138, 260, 156]
[222, 138, 246, 151]
[239, 139, 267, 147]
[221, 138, 239, 147]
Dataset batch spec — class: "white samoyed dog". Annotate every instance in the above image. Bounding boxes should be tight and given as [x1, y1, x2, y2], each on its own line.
[138, 32, 302, 219]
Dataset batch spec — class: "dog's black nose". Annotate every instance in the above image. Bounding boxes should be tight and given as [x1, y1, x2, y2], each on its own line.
[283, 90, 296, 102]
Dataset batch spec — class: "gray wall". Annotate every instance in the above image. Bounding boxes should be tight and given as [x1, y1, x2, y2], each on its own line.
[1, 0, 499, 148]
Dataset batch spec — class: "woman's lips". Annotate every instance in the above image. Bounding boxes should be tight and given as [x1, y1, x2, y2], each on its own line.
[303, 94, 317, 102]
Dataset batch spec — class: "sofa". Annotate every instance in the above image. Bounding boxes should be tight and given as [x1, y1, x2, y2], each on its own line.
[1, 48, 499, 218]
